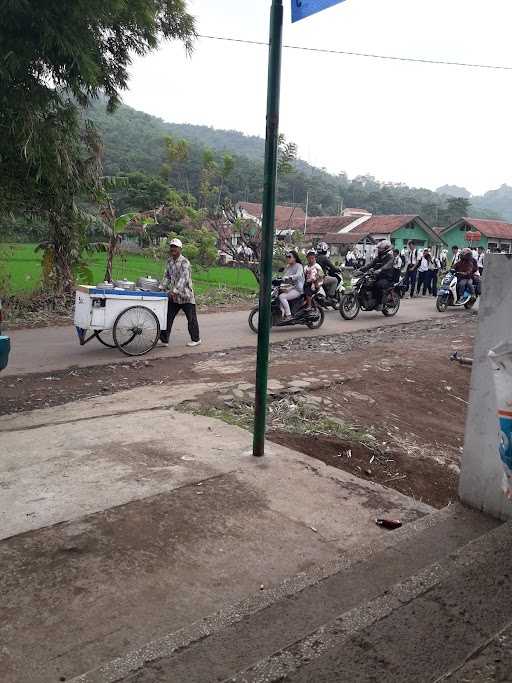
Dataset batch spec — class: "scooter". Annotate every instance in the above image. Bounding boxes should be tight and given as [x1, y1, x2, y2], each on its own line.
[248, 278, 325, 333]
[436, 270, 477, 312]
[316, 271, 345, 310]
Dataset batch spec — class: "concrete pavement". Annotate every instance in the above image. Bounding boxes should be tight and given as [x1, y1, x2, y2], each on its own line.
[5, 297, 449, 376]
[0, 382, 431, 682]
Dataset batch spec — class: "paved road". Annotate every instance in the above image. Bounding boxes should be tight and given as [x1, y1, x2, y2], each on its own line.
[5, 298, 451, 376]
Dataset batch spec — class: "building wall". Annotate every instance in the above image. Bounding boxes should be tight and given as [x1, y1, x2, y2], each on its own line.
[441, 224, 489, 253]
[391, 221, 440, 252]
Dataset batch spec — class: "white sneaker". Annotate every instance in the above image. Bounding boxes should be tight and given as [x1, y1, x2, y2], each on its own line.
[186, 340, 202, 347]
[159, 340, 169, 347]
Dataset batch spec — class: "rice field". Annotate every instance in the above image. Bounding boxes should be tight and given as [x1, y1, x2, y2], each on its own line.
[0, 244, 258, 295]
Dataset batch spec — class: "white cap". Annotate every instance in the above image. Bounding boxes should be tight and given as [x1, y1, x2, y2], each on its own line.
[169, 238, 183, 248]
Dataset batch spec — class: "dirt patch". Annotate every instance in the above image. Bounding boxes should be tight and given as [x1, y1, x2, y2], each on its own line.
[268, 431, 458, 508]
[0, 349, 242, 415]
[1, 315, 476, 509]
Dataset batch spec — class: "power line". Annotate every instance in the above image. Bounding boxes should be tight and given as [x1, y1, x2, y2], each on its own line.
[198, 34, 512, 72]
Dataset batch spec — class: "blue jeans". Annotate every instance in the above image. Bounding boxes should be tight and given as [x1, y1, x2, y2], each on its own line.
[457, 277, 475, 300]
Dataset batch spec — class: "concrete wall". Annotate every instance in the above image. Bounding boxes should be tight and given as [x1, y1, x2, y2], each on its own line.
[459, 254, 512, 520]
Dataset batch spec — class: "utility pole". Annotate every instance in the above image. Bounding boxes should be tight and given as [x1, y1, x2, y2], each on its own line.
[304, 191, 309, 236]
[252, 0, 284, 457]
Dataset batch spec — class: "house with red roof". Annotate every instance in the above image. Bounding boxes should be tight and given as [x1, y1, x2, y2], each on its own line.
[440, 217, 512, 253]
[304, 216, 360, 240]
[348, 214, 443, 252]
[237, 202, 306, 233]
[313, 213, 443, 256]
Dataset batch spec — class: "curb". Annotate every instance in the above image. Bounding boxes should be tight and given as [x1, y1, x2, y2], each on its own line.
[70, 503, 468, 683]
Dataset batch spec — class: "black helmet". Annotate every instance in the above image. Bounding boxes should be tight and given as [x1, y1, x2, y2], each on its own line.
[377, 240, 392, 255]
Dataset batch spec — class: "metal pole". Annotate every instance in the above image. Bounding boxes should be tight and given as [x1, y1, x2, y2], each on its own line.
[253, 0, 283, 457]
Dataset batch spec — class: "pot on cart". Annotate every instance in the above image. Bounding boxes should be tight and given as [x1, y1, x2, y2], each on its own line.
[137, 275, 160, 291]
[113, 279, 136, 290]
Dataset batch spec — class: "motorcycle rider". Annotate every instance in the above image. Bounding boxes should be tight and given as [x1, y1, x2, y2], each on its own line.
[402, 240, 419, 298]
[359, 240, 395, 311]
[279, 250, 305, 320]
[316, 242, 340, 300]
[454, 248, 477, 302]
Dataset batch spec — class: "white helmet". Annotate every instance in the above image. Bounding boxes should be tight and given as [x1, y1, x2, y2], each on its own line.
[377, 240, 392, 255]
[317, 242, 328, 254]
[169, 238, 183, 248]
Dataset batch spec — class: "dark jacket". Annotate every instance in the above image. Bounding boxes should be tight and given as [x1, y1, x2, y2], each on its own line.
[455, 256, 477, 277]
[361, 251, 395, 280]
[317, 254, 339, 277]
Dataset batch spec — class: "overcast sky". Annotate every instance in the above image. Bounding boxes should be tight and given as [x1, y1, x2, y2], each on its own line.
[124, 0, 512, 195]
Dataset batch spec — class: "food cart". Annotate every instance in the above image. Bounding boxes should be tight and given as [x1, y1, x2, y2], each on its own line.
[74, 284, 168, 356]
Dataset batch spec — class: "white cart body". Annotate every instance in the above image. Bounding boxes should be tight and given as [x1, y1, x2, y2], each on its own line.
[74, 286, 168, 332]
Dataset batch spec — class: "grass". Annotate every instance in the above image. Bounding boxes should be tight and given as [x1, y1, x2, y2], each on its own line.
[0, 243, 258, 295]
[182, 396, 377, 448]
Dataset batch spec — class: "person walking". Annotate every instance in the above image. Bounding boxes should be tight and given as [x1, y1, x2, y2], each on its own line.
[160, 238, 201, 347]
[392, 249, 403, 283]
[430, 252, 441, 296]
[450, 245, 461, 268]
[440, 248, 448, 271]
[402, 240, 419, 297]
[416, 249, 432, 296]
[477, 246, 485, 275]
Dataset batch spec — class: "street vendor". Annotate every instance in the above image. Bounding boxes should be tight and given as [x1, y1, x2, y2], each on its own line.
[160, 238, 202, 347]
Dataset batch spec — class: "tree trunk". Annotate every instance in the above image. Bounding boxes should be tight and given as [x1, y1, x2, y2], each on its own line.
[104, 235, 116, 283]
[45, 214, 75, 294]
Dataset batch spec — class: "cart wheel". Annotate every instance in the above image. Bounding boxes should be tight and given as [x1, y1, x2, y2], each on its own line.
[95, 329, 136, 349]
[113, 306, 160, 356]
[94, 330, 117, 348]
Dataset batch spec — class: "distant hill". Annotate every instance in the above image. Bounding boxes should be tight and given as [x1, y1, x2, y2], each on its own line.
[85, 99, 512, 223]
[87, 99, 266, 176]
[471, 185, 512, 222]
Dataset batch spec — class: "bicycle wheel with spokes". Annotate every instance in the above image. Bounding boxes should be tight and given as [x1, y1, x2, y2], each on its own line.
[113, 306, 160, 356]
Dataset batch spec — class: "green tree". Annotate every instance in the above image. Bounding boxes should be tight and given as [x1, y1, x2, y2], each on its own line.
[277, 134, 298, 178]
[438, 197, 471, 227]
[111, 172, 170, 214]
[91, 203, 156, 283]
[0, 0, 196, 290]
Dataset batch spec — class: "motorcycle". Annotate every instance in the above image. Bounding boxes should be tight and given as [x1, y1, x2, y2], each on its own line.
[339, 271, 401, 321]
[316, 271, 345, 310]
[436, 270, 478, 312]
[395, 274, 409, 299]
[248, 278, 325, 333]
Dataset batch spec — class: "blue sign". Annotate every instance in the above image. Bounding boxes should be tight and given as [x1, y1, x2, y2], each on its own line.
[292, 0, 347, 23]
